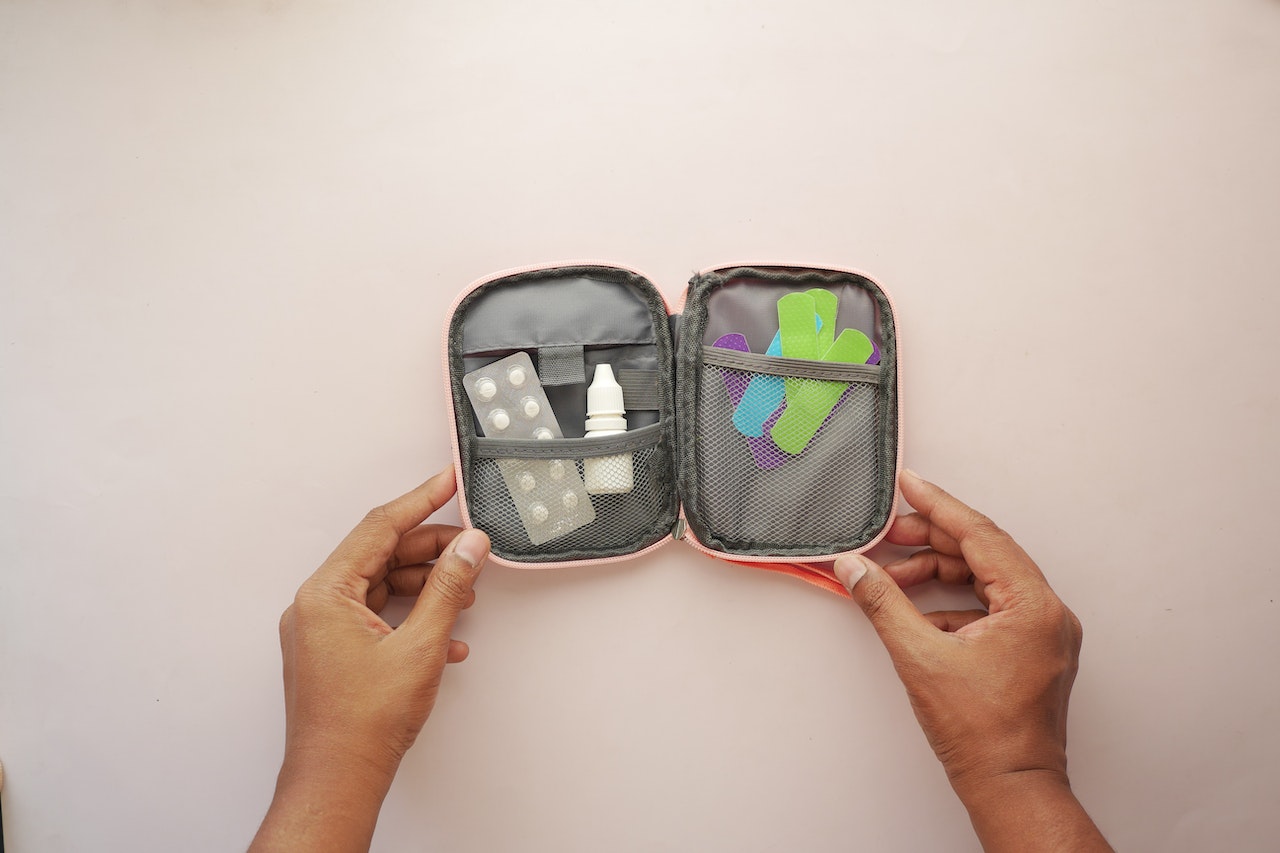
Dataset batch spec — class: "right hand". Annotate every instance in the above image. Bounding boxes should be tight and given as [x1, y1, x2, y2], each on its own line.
[834, 469, 1084, 801]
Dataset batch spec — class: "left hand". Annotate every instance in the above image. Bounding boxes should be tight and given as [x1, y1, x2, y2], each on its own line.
[252, 467, 489, 853]
[279, 466, 489, 780]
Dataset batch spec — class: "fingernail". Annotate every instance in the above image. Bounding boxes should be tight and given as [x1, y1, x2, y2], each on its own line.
[902, 468, 924, 483]
[834, 555, 871, 591]
[452, 529, 489, 568]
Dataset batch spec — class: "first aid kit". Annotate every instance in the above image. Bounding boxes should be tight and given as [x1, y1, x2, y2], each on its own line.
[442, 262, 902, 596]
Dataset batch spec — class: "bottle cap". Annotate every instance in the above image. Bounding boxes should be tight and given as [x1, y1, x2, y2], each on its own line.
[586, 364, 626, 418]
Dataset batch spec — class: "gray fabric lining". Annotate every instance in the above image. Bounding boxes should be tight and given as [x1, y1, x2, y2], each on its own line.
[675, 266, 900, 557]
[459, 275, 657, 353]
[538, 344, 586, 386]
[618, 368, 662, 411]
[448, 266, 679, 563]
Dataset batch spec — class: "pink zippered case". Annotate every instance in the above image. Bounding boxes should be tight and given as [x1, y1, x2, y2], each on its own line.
[443, 262, 902, 596]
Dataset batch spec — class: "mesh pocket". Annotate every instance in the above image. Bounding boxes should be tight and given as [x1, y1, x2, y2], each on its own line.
[468, 440, 673, 560]
[692, 363, 881, 552]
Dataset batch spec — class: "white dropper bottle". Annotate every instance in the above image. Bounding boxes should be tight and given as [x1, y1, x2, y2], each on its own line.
[583, 363, 634, 495]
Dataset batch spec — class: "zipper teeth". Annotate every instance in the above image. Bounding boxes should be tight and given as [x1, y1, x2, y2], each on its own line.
[484, 534, 673, 570]
[696, 260, 883, 280]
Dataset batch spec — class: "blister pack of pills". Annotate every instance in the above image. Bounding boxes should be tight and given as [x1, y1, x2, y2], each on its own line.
[462, 352, 596, 544]
[493, 457, 595, 546]
[463, 352, 563, 440]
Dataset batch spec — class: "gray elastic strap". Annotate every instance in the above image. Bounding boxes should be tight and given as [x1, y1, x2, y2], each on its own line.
[618, 369, 661, 411]
[700, 346, 882, 383]
[537, 345, 585, 386]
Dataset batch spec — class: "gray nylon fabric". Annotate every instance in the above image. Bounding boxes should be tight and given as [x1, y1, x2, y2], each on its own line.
[675, 266, 899, 556]
[459, 274, 657, 352]
[448, 266, 678, 563]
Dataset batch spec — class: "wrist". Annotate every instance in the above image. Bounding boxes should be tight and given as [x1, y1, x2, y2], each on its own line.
[952, 769, 1111, 852]
[952, 765, 1073, 814]
[279, 733, 401, 801]
[250, 745, 398, 853]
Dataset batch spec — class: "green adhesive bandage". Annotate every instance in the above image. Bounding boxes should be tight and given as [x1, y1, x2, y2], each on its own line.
[777, 292, 822, 419]
[777, 292, 820, 360]
[771, 328, 874, 454]
[807, 288, 838, 353]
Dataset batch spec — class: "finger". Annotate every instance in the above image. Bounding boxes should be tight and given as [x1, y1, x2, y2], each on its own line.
[882, 549, 973, 588]
[317, 467, 458, 585]
[396, 528, 489, 653]
[447, 639, 470, 664]
[897, 470, 1046, 586]
[923, 609, 988, 632]
[366, 573, 477, 614]
[974, 577, 990, 609]
[388, 523, 465, 572]
[834, 554, 938, 666]
[386, 565, 478, 603]
[885, 513, 961, 555]
[386, 565, 479, 604]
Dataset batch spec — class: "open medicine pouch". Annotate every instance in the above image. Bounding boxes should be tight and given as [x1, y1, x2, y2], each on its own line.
[442, 263, 902, 596]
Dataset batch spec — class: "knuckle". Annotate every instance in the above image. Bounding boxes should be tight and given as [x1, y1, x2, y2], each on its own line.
[278, 604, 295, 638]
[1067, 606, 1084, 650]
[363, 504, 393, 526]
[360, 505, 400, 540]
[1036, 596, 1070, 631]
[857, 578, 897, 622]
[958, 510, 1005, 545]
[431, 565, 473, 607]
[290, 584, 325, 620]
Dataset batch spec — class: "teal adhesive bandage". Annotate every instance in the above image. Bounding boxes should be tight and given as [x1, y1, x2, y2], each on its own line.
[731, 329, 785, 437]
[731, 305, 826, 438]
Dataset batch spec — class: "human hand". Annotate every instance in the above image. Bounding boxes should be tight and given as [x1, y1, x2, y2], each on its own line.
[835, 470, 1109, 851]
[251, 467, 489, 853]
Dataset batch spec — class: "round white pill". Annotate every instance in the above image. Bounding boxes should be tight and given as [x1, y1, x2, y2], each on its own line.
[507, 365, 527, 387]
[522, 397, 540, 417]
[533, 427, 553, 440]
[548, 459, 566, 480]
[475, 378, 498, 401]
[489, 409, 510, 431]
[529, 502, 549, 523]
[518, 472, 536, 492]
[561, 491, 579, 510]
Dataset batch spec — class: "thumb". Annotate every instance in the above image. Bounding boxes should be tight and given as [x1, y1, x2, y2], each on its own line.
[835, 553, 936, 662]
[397, 528, 488, 650]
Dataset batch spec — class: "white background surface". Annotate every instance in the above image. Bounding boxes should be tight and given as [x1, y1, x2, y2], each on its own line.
[3, 2, 1279, 850]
